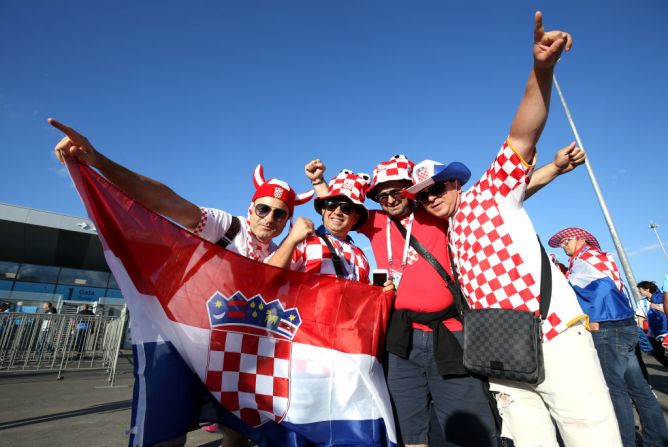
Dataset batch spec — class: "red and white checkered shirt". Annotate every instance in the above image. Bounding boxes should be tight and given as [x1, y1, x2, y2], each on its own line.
[289, 227, 370, 283]
[449, 141, 586, 341]
[570, 248, 624, 291]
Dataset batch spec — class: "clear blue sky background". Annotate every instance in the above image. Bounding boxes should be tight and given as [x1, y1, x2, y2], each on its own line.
[2, 1, 667, 289]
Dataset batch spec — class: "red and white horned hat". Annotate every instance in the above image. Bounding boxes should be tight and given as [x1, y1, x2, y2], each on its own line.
[367, 154, 415, 202]
[252, 164, 314, 216]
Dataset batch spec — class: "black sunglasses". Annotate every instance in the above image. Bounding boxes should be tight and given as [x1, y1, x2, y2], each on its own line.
[377, 189, 405, 205]
[415, 182, 448, 203]
[323, 200, 356, 215]
[254, 203, 288, 220]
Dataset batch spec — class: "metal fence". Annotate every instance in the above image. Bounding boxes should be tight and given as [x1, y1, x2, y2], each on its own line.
[0, 308, 127, 384]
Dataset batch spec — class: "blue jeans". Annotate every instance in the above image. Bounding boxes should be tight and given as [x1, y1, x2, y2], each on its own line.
[387, 330, 498, 446]
[591, 321, 668, 447]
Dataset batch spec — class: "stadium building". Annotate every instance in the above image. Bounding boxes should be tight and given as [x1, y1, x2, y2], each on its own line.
[0, 202, 125, 315]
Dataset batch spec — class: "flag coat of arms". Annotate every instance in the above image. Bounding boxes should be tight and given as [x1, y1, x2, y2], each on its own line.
[65, 160, 397, 446]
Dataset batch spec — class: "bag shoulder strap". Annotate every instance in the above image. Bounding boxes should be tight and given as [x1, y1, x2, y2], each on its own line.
[390, 217, 468, 311]
[390, 217, 452, 284]
[318, 233, 345, 279]
[216, 216, 241, 248]
[538, 237, 552, 320]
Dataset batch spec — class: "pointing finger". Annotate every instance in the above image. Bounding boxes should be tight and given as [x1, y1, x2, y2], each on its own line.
[534, 11, 544, 43]
[48, 118, 85, 145]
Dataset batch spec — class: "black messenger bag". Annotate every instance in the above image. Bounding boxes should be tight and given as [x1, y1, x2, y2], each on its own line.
[462, 239, 552, 385]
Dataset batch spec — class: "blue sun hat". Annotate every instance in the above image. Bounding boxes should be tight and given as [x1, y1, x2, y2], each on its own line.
[403, 159, 471, 198]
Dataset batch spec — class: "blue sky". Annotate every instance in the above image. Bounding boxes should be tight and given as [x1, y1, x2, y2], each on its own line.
[2, 1, 667, 288]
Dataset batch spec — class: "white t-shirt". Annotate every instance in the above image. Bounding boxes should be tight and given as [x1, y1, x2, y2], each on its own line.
[192, 207, 276, 261]
[636, 298, 650, 319]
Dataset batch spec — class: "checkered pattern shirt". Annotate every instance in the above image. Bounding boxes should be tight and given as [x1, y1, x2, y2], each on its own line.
[571, 248, 624, 291]
[192, 207, 275, 261]
[289, 226, 370, 283]
[450, 141, 586, 341]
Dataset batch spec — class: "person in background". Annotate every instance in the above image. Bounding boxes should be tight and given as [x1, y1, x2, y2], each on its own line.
[74, 303, 95, 358]
[549, 228, 668, 447]
[637, 280, 668, 369]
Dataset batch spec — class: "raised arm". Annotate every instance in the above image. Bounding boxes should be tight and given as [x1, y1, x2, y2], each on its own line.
[265, 217, 314, 269]
[305, 159, 330, 197]
[525, 142, 584, 199]
[49, 118, 202, 230]
[509, 12, 572, 162]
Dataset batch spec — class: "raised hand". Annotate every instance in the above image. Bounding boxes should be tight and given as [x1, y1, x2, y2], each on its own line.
[553, 142, 585, 174]
[305, 159, 326, 182]
[533, 11, 572, 70]
[49, 118, 103, 167]
[287, 217, 315, 245]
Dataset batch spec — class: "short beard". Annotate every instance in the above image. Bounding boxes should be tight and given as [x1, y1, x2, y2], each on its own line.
[382, 202, 412, 219]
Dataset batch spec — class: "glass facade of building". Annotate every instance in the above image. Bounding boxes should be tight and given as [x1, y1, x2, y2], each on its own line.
[0, 260, 122, 302]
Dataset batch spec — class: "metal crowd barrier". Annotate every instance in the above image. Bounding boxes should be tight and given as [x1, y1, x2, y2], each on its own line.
[0, 308, 127, 384]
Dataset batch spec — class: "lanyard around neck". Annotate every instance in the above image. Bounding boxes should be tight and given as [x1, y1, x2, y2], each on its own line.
[386, 212, 414, 271]
[318, 228, 355, 279]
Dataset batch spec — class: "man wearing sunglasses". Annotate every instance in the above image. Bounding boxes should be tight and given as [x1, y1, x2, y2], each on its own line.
[304, 150, 586, 447]
[402, 11, 622, 447]
[267, 170, 372, 283]
[547, 228, 668, 447]
[313, 155, 499, 447]
[49, 118, 312, 447]
[50, 119, 311, 261]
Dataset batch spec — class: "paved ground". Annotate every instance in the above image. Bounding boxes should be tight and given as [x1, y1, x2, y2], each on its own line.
[1, 350, 667, 446]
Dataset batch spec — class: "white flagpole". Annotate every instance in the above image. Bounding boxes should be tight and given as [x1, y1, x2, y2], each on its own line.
[553, 75, 641, 305]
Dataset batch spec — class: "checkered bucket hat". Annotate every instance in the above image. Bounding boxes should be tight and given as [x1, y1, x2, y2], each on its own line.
[548, 227, 601, 251]
[367, 154, 415, 202]
[314, 170, 370, 229]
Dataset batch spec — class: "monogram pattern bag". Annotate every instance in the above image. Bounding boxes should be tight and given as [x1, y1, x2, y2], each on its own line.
[462, 239, 552, 384]
[391, 218, 551, 384]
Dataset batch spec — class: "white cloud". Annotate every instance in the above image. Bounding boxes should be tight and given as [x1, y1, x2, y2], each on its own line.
[627, 243, 661, 257]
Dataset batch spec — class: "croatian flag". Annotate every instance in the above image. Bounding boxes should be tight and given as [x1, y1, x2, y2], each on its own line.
[568, 248, 634, 322]
[65, 160, 397, 447]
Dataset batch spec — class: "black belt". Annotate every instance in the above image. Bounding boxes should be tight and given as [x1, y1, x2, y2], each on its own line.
[596, 317, 635, 328]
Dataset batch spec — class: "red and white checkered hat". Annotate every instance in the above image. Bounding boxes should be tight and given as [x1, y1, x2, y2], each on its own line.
[314, 170, 370, 229]
[367, 155, 415, 202]
[252, 164, 314, 216]
[548, 227, 601, 251]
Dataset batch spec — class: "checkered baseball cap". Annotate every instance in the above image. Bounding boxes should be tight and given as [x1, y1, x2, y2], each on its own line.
[367, 155, 415, 202]
[314, 170, 370, 230]
[548, 227, 601, 251]
[403, 159, 471, 198]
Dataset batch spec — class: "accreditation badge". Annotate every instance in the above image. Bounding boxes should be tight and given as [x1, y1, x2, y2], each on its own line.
[390, 269, 402, 289]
